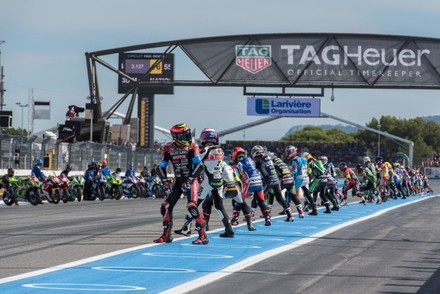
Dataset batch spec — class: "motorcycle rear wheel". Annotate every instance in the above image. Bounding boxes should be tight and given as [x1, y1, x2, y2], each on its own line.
[62, 190, 69, 203]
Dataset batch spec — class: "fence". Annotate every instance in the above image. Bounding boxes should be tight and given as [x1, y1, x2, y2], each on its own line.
[0, 134, 162, 172]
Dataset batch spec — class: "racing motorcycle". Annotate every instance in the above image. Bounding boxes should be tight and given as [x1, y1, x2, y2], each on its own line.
[1, 176, 41, 206]
[40, 176, 62, 204]
[92, 173, 107, 201]
[69, 175, 84, 202]
[58, 174, 71, 203]
[122, 176, 141, 198]
[104, 173, 123, 200]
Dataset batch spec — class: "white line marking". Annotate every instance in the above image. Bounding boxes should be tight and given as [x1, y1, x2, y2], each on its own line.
[92, 266, 196, 273]
[22, 283, 145, 291]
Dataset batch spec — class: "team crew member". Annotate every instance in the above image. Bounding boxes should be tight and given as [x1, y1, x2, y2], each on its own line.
[154, 123, 208, 245]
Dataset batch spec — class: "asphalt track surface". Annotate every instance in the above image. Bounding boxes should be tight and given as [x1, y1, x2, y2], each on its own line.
[0, 182, 439, 294]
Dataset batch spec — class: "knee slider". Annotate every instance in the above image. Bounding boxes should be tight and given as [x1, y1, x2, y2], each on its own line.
[187, 202, 199, 218]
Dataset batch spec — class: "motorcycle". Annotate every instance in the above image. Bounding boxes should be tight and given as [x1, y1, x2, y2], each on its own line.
[136, 176, 148, 198]
[1, 176, 41, 206]
[92, 174, 107, 201]
[122, 176, 141, 198]
[104, 173, 123, 200]
[150, 175, 166, 198]
[69, 175, 84, 202]
[40, 176, 62, 204]
[58, 175, 71, 203]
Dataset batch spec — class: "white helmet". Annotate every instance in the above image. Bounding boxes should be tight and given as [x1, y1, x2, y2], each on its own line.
[363, 156, 371, 164]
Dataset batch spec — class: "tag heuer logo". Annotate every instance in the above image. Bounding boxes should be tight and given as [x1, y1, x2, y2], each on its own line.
[236, 45, 271, 74]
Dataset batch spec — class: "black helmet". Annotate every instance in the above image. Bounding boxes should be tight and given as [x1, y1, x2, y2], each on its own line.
[116, 167, 122, 173]
[7, 168, 14, 176]
[356, 164, 364, 174]
[66, 164, 72, 171]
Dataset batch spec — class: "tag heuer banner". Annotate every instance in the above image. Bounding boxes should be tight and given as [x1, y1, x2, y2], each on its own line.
[247, 97, 320, 117]
[178, 33, 440, 88]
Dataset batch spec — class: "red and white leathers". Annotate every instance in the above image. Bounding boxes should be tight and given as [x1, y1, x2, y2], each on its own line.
[154, 141, 206, 244]
[341, 166, 360, 198]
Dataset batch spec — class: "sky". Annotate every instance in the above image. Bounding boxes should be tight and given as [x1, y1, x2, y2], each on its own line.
[2, 0, 440, 143]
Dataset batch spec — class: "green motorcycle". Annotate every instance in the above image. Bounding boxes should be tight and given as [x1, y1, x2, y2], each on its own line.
[105, 173, 123, 200]
[69, 175, 85, 202]
[2, 176, 41, 206]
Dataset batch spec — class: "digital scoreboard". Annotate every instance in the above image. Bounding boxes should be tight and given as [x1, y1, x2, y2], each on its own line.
[118, 53, 174, 95]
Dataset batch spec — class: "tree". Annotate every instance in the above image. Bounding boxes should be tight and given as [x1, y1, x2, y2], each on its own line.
[282, 126, 356, 143]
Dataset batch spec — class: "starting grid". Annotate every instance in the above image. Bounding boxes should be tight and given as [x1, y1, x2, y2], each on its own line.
[0, 193, 437, 293]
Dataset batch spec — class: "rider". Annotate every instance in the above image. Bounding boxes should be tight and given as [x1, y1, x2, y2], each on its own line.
[101, 160, 111, 177]
[83, 161, 98, 200]
[31, 159, 46, 182]
[339, 162, 361, 201]
[356, 163, 377, 204]
[250, 145, 294, 222]
[60, 164, 72, 178]
[175, 128, 235, 238]
[125, 164, 136, 177]
[319, 155, 341, 209]
[154, 123, 208, 245]
[232, 146, 272, 226]
[271, 152, 305, 218]
[286, 145, 318, 216]
[307, 153, 339, 213]
[1, 168, 18, 205]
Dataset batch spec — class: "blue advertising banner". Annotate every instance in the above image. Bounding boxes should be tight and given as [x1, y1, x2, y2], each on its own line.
[247, 97, 320, 117]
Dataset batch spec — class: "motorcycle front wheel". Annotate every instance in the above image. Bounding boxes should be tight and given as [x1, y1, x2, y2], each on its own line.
[3, 191, 16, 206]
[27, 188, 41, 206]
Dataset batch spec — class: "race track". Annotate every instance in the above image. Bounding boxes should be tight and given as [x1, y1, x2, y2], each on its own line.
[0, 183, 439, 294]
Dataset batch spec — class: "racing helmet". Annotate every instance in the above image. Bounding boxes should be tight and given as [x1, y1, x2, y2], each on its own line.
[199, 128, 218, 146]
[36, 159, 43, 165]
[7, 167, 14, 176]
[101, 160, 107, 167]
[319, 156, 328, 165]
[375, 156, 383, 164]
[356, 163, 364, 174]
[231, 147, 246, 163]
[363, 156, 371, 164]
[301, 152, 313, 161]
[65, 164, 72, 171]
[170, 123, 192, 147]
[339, 162, 348, 171]
[251, 145, 265, 159]
[285, 145, 298, 159]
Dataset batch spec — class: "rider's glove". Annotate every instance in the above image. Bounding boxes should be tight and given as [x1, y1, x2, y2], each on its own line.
[181, 177, 194, 194]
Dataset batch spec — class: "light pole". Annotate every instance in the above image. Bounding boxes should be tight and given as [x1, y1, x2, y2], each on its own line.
[16, 102, 29, 136]
[377, 123, 381, 157]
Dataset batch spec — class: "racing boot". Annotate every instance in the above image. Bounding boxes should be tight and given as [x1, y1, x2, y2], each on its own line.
[244, 214, 256, 231]
[219, 218, 234, 238]
[174, 215, 193, 236]
[263, 210, 272, 226]
[324, 203, 332, 214]
[203, 213, 210, 232]
[284, 207, 294, 222]
[154, 221, 173, 243]
[192, 221, 209, 245]
[296, 204, 305, 218]
[230, 210, 240, 226]
[308, 203, 318, 216]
